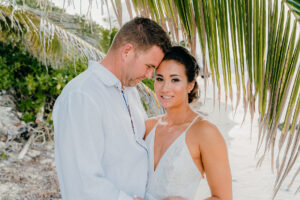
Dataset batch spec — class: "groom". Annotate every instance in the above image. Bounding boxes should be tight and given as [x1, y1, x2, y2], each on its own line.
[53, 17, 171, 199]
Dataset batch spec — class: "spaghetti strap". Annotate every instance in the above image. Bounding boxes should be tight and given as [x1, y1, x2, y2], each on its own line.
[152, 117, 161, 130]
[183, 115, 201, 134]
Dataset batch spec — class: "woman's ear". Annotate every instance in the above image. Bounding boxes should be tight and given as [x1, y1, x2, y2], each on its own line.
[188, 81, 195, 93]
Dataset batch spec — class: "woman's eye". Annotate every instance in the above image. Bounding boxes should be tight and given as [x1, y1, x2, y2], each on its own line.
[156, 77, 163, 81]
[172, 78, 180, 82]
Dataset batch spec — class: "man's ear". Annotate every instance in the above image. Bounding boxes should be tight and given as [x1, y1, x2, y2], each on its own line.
[121, 43, 134, 60]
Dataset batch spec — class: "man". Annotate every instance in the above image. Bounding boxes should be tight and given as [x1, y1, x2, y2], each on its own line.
[52, 17, 171, 200]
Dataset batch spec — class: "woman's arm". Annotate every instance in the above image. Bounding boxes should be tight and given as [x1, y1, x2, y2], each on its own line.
[196, 122, 232, 200]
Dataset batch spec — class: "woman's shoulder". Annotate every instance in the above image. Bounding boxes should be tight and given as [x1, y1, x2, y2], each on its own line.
[190, 117, 225, 145]
[145, 115, 162, 138]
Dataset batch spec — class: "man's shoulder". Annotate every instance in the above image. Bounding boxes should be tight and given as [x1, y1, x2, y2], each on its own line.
[63, 70, 106, 95]
[55, 71, 108, 109]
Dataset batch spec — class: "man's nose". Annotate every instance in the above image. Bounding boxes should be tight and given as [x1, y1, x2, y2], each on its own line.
[145, 68, 154, 79]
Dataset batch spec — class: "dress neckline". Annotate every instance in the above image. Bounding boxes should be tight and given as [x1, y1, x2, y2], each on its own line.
[152, 115, 201, 172]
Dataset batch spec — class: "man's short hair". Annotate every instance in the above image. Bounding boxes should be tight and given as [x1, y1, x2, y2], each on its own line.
[110, 17, 171, 53]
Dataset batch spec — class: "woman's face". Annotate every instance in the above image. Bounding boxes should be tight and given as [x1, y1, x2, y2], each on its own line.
[154, 60, 194, 109]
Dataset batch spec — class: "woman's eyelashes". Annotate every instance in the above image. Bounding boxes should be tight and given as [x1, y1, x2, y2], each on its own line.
[171, 78, 180, 82]
[156, 77, 163, 82]
[155, 77, 181, 82]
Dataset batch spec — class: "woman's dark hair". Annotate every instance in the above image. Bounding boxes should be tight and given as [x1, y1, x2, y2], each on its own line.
[162, 46, 200, 103]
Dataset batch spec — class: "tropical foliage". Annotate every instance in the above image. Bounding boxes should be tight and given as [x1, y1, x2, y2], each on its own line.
[0, 1, 105, 67]
[0, 41, 86, 123]
[0, 0, 299, 197]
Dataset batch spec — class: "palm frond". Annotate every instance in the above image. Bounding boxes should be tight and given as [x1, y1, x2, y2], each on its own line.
[286, 0, 300, 20]
[0, 3, 105, 67]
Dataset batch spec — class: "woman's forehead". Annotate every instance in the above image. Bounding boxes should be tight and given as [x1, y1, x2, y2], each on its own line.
[156, 60, 186, 73]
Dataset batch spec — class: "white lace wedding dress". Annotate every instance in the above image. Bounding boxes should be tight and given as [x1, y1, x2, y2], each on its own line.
[144, 116, 202, 200]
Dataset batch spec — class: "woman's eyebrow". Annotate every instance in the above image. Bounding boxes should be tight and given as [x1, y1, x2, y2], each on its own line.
[170, 74, 180, 77]
[156, 74, 180, 77]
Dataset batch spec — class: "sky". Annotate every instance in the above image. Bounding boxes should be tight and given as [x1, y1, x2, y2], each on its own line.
[51, 0, 131, 28]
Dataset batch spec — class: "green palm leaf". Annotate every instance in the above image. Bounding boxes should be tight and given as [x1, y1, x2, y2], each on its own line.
[0, 4, 105, 67]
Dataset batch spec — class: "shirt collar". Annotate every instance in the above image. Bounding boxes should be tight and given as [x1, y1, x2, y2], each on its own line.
[88, 60, 122, 90]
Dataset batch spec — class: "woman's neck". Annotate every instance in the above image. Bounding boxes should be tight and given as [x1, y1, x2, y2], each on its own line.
[163, 104, 195, 126]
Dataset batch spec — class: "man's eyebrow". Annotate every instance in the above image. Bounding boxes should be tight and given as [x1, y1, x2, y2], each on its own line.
[146, 64, 157, 69]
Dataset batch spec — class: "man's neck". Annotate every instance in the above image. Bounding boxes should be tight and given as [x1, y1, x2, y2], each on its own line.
[100, 51, 124, 87]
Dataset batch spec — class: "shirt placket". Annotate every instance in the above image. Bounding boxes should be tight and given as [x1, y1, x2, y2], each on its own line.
[121, 89, 136, 135]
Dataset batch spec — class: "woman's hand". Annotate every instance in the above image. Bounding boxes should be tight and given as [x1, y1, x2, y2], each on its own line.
[133, 197, 143, 200]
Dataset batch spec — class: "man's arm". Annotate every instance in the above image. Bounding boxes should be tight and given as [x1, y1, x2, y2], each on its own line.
[53, 91, 133, 200]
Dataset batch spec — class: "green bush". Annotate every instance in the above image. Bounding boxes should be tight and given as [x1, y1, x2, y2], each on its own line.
[142, 78, 154, 91]
[0, 42, 87, 123]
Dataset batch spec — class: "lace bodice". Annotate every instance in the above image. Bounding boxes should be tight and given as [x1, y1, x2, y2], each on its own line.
[144, 116, 202, 200]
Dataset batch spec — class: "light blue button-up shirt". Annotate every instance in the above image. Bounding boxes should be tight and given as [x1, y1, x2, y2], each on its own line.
[53, 61, 149, 200]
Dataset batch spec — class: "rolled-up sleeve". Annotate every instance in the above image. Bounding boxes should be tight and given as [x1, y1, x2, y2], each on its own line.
[53, 91, 132, 200]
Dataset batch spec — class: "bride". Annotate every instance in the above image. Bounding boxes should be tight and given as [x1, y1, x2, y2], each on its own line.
[142, 46, 232, 200]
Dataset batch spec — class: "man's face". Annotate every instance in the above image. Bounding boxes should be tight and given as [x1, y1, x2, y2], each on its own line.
[123, 45, 164, 87]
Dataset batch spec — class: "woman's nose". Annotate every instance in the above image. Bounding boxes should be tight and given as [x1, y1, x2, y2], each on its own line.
[161, 81, 171, 92]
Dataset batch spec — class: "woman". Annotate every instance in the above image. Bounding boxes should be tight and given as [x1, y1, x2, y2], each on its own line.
[143, 46, 232, 200]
